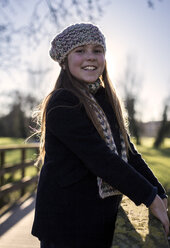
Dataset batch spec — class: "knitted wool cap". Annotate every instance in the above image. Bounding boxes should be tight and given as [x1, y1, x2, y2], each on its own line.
[49, 23, 106, 65]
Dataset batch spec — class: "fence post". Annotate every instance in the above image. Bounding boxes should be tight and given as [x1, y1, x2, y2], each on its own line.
[21, 148, 26, 196]
[0, 151, 5, 186]
[0, 150, 5, 206]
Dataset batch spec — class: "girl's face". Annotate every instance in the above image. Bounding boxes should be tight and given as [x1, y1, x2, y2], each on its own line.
[67, 44, 105, 84]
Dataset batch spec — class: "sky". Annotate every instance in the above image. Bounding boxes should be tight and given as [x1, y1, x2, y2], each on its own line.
[0, 0, 170, 122]
[98, 0, 170, 122]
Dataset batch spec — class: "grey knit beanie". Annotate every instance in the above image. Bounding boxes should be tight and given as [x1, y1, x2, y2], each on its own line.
[49, 23, 106, 65]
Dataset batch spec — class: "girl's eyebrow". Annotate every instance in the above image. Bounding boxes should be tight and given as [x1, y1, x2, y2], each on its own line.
[75, 45, 85, 49]
[94, 45, 102, 48]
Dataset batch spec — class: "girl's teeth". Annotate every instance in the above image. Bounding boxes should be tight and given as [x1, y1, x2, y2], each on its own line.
[84, 66, 96, 70]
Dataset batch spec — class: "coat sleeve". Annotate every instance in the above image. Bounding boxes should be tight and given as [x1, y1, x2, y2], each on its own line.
[46, 89, 157, 207]
[127, 136, 167, 199]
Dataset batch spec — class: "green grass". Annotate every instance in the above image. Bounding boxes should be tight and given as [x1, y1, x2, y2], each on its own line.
[4, 148, 37, 165]
[134, 137, 170, 218]
[0, 137, 38, 163]
[0, 137, 25, 145]
[134, 137, 170, 190]
[0, 137, 38, 182]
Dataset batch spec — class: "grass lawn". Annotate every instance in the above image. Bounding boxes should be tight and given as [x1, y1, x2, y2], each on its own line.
[0, 137, 25, 145]
[134, 137, 170, 191]
[134, 137, 170, 218]
[0, 137, 38, 178]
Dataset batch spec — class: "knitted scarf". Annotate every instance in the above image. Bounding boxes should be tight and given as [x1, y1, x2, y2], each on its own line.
[87, 80, 128, 198]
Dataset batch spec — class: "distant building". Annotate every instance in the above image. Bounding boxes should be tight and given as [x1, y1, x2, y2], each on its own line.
[140, 121, 161, 137]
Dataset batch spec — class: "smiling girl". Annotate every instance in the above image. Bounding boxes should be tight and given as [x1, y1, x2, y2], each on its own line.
[32, 23, 169, 248]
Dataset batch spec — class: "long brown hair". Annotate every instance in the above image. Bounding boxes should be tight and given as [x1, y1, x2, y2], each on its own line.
[34, 61, 130, 167]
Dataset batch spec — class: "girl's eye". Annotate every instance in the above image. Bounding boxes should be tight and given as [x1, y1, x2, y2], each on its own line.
[75, 49, 84, 53]
[94, 49, 103, 53]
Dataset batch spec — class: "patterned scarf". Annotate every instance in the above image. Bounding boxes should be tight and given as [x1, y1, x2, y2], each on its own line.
[87, 80, 128, 198]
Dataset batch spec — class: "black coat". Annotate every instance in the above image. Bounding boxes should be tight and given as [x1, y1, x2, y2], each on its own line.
[32, 87, 166, 248]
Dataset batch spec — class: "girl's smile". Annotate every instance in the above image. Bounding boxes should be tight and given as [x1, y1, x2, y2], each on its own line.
[67, 44, 105, 83]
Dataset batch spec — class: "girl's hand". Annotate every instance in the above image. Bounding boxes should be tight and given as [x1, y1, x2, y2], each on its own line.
[149, 195, 169, 236]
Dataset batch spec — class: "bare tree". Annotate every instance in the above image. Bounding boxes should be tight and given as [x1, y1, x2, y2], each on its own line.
[147, 0, 163, 9]
[0, 0, 110, 122]
[0, 0, 165, 138]
[0, 0, 164, 70]
[0, 90, 37, 137]
[0, 0, 109, 70]
[154, 97, 170, 148]
[118, 55, 143, 144]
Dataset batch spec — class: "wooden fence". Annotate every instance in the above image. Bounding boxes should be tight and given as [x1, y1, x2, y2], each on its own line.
[0, 144, 39, 205]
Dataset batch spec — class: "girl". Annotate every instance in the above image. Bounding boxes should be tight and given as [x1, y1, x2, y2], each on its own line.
[32, 23, 169, 248]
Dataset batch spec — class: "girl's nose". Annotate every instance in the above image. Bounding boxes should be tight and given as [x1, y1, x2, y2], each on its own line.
[86, 51, 96, 60]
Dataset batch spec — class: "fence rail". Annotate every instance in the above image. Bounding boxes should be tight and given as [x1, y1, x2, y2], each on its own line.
[0, 144, 39, 206]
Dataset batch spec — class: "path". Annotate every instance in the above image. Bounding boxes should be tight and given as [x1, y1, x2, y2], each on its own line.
[0, 194, 39, 248]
